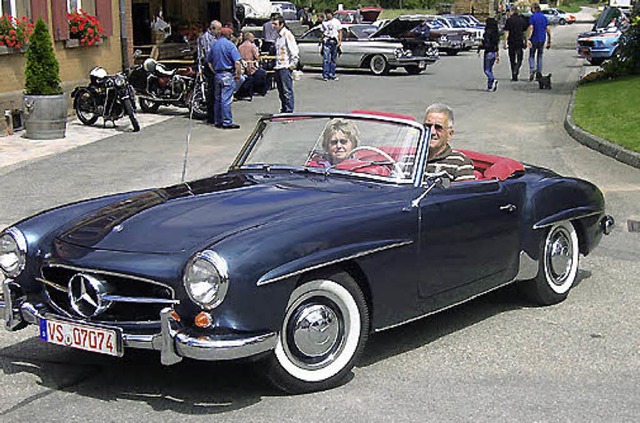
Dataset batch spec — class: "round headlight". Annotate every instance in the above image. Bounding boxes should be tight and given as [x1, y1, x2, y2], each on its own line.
[0, 228, 27, 278]
[183, 250, 228, 310]
[114, 74, 126, 87]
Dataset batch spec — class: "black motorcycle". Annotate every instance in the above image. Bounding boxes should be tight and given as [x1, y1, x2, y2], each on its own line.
[127, 57, 208, 119]
[72, 67, 140, 132]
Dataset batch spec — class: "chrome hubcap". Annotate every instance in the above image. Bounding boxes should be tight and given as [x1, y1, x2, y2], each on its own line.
[547, 229, 573, 284]
[292, 304, 339, 358]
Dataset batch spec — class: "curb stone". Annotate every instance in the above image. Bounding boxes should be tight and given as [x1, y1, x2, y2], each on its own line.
[564, 87, 640, 170]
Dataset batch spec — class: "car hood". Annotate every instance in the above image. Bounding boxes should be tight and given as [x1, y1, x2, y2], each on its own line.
[371, 15, 427, 38]
[56, 171, 389, 254]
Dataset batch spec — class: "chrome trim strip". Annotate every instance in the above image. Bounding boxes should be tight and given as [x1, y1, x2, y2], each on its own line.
[533, 211, 601, 230]
[375, 278, 517, 333]
[102, 294, 179, 305]
[174, 331, 278, 361]
[43, 263, 175, 296]
[36, 277, 67, 292]
[257, 240, 414, 286]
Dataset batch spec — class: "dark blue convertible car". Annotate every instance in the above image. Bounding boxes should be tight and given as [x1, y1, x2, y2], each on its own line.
[0, 112, 613, 393]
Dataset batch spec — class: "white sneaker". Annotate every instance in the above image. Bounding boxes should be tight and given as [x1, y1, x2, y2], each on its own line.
[492, 80, 499, 91]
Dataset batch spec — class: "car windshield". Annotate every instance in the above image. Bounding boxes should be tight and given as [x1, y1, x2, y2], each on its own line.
[352, 24, 378, 38]
[238, 115, 423, 183]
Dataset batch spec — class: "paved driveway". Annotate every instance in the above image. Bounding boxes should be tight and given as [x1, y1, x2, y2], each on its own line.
[0, 23, 638, 422]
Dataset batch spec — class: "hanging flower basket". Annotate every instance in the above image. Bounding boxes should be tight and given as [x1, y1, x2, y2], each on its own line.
[68, 9, 103, 47]
[0, 15, 34, 51]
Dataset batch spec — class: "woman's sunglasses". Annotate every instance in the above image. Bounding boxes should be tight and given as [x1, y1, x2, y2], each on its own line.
[329, 139, 351, 146]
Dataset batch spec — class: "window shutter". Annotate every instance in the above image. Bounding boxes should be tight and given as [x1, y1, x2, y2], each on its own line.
[51, 0, 69, 40]
[96, 0, 112, 37]
[30, 0, 49, 22]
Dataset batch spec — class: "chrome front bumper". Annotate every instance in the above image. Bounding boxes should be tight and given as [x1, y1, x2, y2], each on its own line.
[0, 279, 277, 365]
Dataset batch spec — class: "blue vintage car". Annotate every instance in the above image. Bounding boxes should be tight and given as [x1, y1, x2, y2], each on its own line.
[0, 112, 614, 393]
[576, 6, 630, 66]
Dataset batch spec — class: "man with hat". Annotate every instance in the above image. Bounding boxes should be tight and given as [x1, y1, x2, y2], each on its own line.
[208, 27, 243, 129]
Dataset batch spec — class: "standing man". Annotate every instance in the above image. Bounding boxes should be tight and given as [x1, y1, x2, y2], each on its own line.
[262, 12, 278, 54]
[526, 3, 551, 81]
[200, 20, 221, 124]
[321, 9, 342, 81]
[503, 8, 528, 81]
[209, 27, 243, 129]
[272, 14, 299, 113]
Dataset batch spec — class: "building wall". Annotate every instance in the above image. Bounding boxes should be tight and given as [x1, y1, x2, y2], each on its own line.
[0, 0, 128, 135]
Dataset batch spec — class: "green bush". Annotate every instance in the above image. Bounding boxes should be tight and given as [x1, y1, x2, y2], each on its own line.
[24, 18, 62, 95]
[602, 6, 640, 77]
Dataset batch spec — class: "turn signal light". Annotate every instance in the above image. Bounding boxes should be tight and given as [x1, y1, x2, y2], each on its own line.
[194, 311, 212, 328]
[170, 310, 181, 322]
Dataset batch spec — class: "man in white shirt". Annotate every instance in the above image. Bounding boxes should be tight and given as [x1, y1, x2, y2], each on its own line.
[321, 9, 342, 81]
[272, 14, 299, 113]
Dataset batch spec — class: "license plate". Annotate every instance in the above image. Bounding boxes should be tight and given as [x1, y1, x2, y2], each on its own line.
[39, 318, 123, 357]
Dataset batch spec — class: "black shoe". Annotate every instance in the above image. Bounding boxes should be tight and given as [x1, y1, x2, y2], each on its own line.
[214, 123, 222, 128]
[222, 124, 240, 129]
[511, 75, 518, 81]
[529, 73, 535, 82]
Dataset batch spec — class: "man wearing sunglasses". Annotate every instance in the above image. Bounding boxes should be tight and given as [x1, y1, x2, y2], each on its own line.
[423, 103, 475, 182]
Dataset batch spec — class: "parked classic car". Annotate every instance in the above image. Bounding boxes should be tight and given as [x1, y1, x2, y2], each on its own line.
[271, 1, 297, 21]
[555, 9, 576, 25]
[439, 14, 484, 47]
[297, 23, 439, 75]
[334, 7, 383, 25]
[0, 111, 614, 393]
[576, 6, 630, 65]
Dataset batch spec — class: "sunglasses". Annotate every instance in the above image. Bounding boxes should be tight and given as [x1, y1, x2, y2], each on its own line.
[329, 139, 351, 146]
[424, 123, 446, 132]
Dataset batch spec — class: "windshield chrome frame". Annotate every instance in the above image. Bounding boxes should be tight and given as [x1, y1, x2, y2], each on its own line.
[230, 112, 429, 187]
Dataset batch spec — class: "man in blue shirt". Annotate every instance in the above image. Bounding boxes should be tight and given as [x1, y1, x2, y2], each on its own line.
[526, 2, 552, 81]
[208, 27, 243, 129]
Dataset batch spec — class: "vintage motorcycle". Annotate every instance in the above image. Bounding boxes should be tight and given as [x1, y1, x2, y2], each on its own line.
[72, 67, 140, 132]
[127, 57, 208, 119]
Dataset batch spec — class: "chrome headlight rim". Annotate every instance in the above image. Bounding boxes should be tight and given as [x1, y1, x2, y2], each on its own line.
[183, 250, 229, 310]
[114, 74, 126, 87]
[0, 227, 27, 278]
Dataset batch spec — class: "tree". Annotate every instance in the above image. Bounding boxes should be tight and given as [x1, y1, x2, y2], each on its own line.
[24, 18, 62, 95]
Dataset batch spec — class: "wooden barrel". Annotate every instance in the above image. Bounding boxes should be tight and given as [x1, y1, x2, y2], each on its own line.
[23, 94, 67, 139]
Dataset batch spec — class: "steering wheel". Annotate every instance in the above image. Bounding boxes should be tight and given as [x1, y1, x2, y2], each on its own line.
[346, 146, 405, 176]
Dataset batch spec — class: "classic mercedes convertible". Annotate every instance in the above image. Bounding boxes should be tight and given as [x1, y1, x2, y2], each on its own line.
[0, 112, 613, 393]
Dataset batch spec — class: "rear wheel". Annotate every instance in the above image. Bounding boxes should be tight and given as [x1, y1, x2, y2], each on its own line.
[264, 271, 369, 394]
[445, 49, 459, 56]
[139, 97, 160, 113]
[369, 54, 389, 75]
[73, 89, 99, 126]
[518, 221, 579, 305]
[559, 18, 566, 25]
[404, 65, 423, 75]
[588, 57, 605, 66]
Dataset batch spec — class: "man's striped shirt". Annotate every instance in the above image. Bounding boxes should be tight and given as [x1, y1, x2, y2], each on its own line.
[424, 145, 475, 182]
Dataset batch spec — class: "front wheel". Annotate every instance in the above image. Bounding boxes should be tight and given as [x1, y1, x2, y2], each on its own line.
[445, 49, 459, 56]
[559, 18, 566, 25]
[73, 88, 99, 126]
[123, 98, 140, 132]
[264, 271, 369, 394]
[189, 87, 208, 120]
[518, 221, 579, 305]
[588, 57, 605, 66]
[369, 54, 389, 75]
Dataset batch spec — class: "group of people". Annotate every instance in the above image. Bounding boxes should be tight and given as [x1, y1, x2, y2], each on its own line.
[478, 2, 552, 91]
[199, 14, 299, 128]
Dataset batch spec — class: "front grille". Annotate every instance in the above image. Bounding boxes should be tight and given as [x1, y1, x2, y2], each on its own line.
[579, 40, 595, 47]
[40, 265, 176, 323]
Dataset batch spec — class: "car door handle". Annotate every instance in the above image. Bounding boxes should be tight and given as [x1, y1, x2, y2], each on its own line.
[500, 204, 517, 212]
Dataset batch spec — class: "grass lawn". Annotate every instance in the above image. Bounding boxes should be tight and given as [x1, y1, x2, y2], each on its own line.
[572, 75, 640, 153]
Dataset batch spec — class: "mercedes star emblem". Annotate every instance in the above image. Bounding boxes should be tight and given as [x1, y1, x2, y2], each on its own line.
[68, 273, 112, 318]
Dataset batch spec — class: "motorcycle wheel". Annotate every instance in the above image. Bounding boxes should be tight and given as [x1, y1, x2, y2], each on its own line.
[189, 88, 208, 120]
[123, 98, 141, 132]
[139, 97, 160, 113]
[74, 88, 99, 126]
